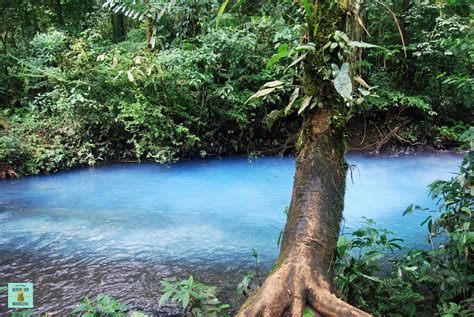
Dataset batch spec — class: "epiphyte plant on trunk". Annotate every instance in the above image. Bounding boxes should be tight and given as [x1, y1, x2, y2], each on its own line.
[236, 0, 389, 316]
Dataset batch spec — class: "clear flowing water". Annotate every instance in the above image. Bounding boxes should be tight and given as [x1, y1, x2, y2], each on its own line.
[0, 153, 462, 314]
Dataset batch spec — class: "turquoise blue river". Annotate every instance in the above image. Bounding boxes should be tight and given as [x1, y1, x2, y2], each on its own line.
[0, 153, 462, 314]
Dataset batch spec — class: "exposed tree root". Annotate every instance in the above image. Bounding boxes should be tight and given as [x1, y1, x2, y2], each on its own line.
[371, 119, 413, 153]
[237, 260, 370, 317]
[0, 162, 18, 179]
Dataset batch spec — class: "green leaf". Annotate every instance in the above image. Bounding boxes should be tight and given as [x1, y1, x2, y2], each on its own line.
[127, 70, 134, 82]
[298, 95, 313, 115]
[352, 228, 366, 237]
[354, 76, 370, 89]
[285, 87, 300, 115]
[361, 274, 382, 282]
[337, 235, 350, 257]
[251, 247, 258, 259]
[348, 41, 382, 49]
[267, 44, 289, 68]
[333, 63, 352, 100]
[71, 304, 88, 313]
[294, 45, 315, 52]
[266, 110, 284, 128]
[182, 291, 190, 309]
[331, 63, 340, 77]
[159, 291, 173, 308]
[335, 31, 350, 43]
[361, 251, 385, 263]
[303, 306, 317, 317]
[262, 80, 284, 88]
[404, 204, 414, 216]
[390, 243, 402, 249]
[82, 296, 92, 306]
[216, 0, 230, 27]
[302, 0, 313, 22]
[246, 87, 277, 103]
[285, 53, 307, 71]
[103, 306, 115, 313]
[96, 293, 105, 303]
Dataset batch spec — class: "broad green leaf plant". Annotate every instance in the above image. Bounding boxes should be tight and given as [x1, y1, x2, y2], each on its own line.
[158, 276, 229, 316]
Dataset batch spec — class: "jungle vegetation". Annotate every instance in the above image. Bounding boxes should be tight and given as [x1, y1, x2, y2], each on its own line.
[0, 0, 472, 316]
[0, 0, 471, 176]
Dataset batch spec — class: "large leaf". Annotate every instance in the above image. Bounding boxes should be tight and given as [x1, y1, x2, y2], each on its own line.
[216, 0, 230, 27]
[246, 87, 277, 103]
[334, 31, 350, 43]
[348, 41, 382, 49]
[285, 53, 307, 72]
[266, 110, 284, 128]
[361, 251, 385, 263]
[267, 44, 289, 68]
[333, 63, 352, 100]
[337, 235, 350, 257]
[158, 291, 173, 308]
[294, 44, 315, 52]
[182, 291, 190, 309]
[354, 76, 370, 89]
[298, 95, 313, 115]
[302, 0, 313, 21]
[262, 80, 284, 88]
[127, 70, 135, 82]
[285, 87, 300, 115]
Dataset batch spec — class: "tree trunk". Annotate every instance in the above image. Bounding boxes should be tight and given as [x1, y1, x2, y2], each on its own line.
[144, 0, 153, 50]
[237, 108, 370, 317]
[146, 16, 153, 49]
[237, 0, 372, 315]
[54, 0, 64, 26]
[111, 13, 126, 43]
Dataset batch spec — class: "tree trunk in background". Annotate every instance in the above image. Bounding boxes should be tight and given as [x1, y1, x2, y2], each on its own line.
[146, 16, 152, 49]
[237, 1, 371, 316]
[111, 13, 126, 43]
[144, 0, 153, 49]
[54, 0, 64, 26]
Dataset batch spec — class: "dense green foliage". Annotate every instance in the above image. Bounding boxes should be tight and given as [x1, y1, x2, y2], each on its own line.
[349, 0, 473, 150]
[0, 1, 300, 175]
[72, 293, 127, 316]
[0, 0, 471, 176]
[334, 133, 473, 316]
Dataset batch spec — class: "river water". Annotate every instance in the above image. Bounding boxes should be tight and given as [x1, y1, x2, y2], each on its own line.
[0, 153, 462, 314]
